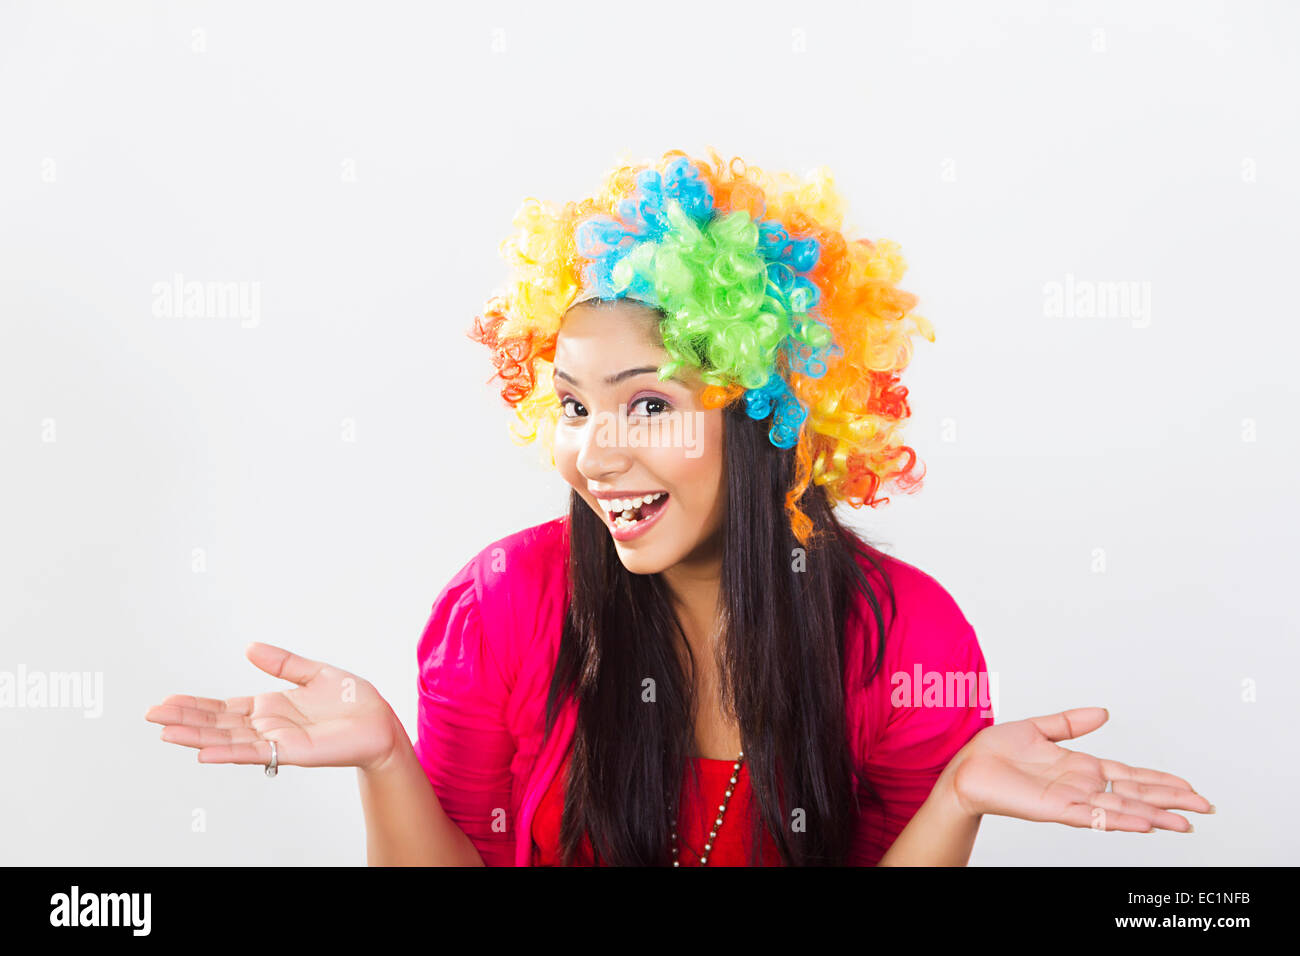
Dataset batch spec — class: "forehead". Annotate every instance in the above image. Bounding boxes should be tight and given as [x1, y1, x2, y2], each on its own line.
[555, 300, 666, 355]
[553, 301, 708, 391]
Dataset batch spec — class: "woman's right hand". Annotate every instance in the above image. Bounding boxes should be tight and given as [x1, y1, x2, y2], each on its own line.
[144, 641, 405, 774]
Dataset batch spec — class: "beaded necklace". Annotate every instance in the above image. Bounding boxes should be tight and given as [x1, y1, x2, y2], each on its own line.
[669, 750, 745, 866]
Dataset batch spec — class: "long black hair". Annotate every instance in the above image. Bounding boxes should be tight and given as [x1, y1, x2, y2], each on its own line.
[541, 369, 899, 867]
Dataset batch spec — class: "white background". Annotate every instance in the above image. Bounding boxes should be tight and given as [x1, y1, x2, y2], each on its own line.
[1, 0, 1295, 865]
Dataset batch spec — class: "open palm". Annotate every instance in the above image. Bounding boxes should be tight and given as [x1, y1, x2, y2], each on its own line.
[144, 642, 401, 774]
[951, 707, 1213, 832]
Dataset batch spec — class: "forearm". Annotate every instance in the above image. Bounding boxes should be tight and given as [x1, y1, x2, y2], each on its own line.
[876, 762, 983, 867]
[357, 734, 485, 866]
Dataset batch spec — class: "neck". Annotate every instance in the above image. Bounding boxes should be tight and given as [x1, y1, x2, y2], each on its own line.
[660, 536, 724, 652]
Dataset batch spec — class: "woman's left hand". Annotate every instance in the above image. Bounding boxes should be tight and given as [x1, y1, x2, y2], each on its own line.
[947, 707, 1214, 832]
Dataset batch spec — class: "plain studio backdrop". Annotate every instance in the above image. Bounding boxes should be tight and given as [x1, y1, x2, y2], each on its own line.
[1, 0, 1295, 866]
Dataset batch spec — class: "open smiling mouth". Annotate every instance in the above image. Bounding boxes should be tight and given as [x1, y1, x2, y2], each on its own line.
[601, 492, 670, 533]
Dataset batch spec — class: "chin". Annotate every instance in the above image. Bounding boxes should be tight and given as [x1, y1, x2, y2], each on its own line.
[610, 544, 673, 576]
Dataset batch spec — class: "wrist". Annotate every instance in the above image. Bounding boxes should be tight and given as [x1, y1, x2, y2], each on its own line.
[360, 711, 413, 776]
[938, 748, 983, 821]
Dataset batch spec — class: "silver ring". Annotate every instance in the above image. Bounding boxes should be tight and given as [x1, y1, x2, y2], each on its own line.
[265, 739, 278, 777]
[1104, 779, 1112, 793]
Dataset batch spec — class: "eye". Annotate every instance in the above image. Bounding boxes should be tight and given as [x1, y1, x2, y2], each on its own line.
[559, 396, 587, 419]
[630, 396, 671, 417]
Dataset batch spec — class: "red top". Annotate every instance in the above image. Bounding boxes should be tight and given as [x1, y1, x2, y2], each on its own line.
[415, 515, 996, 866]
[532, 749, 784, 866]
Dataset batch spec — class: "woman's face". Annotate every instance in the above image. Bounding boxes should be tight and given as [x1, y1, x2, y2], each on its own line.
[552, 300, 726, 576]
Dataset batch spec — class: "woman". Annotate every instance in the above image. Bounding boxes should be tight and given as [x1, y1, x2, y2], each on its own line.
[145, 149, 1213, 866]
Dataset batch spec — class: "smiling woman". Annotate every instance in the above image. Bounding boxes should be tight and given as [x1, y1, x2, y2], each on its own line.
[453, 148, 968, 865]
[145, 148, 1212, 868]
[441, 148, 1209, 866]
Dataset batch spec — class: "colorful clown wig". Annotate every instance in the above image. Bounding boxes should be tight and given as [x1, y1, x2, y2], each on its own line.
[468, 148, 933, 546]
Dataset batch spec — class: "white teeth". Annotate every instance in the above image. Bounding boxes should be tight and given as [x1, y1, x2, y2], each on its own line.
[607, 492, 667, 529]
[604, 492, 665, 513]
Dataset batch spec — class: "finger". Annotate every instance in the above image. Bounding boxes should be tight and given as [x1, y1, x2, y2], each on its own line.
[245, 642, 325, 687]
[1098, 758, 1196, 794]
[1111, 779, 1214, 814]
[145, 695, 253, 724]
[161, 694, 250, 714]
[1088, 791, 1193, 832]
[1026, 707, 1109, 743]
[249, 714, 301, 735]
[197, 738, 281, 766]
[1057, 803, 1161, 833]
[160, 724, 262, 749]
[145, 703, 252, 730]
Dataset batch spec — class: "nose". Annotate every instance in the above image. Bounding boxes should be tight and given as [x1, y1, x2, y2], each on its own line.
[575, 410, 633, 482]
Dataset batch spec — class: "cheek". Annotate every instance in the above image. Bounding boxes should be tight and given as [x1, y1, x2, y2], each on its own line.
[554, 433, 582, 486]
[661, 414, 725, 506]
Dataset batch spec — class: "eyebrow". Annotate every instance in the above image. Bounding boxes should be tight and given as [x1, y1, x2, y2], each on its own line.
[552, 366, 681, 388]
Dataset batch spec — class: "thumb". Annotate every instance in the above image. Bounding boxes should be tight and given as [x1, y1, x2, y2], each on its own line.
[245, 641, 325, 687]
[1027, 706, 1109, 742]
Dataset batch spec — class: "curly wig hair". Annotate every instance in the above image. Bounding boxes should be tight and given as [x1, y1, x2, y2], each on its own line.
[468, 147, 933, 544]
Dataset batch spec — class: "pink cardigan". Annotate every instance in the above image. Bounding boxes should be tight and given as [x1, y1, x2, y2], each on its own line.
[413, 515, 994, 866]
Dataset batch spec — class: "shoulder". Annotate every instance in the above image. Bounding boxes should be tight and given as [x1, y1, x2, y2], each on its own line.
[463, 514, 570, 612]
[842, 541, 995, 765]
[843, 541, 985, 676]
[419, 515, 570, 682]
